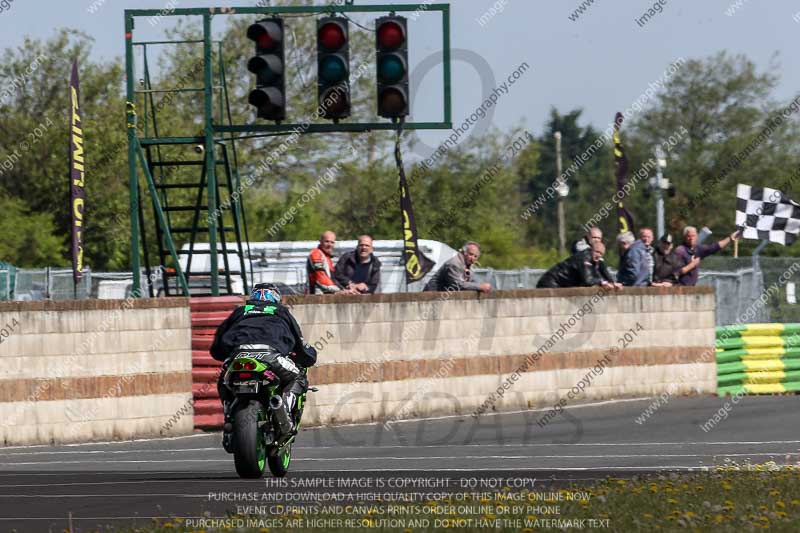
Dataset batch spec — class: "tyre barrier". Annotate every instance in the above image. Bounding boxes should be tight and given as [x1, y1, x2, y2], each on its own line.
[716, 323, 800, 396]
[190, 296, 243, 430]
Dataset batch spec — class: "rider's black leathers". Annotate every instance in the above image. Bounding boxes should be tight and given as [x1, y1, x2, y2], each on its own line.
[210, 300, 317, 417]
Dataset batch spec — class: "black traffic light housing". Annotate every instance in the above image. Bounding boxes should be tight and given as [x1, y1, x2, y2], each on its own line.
[376, 15, 409, 119]
[317, 17, 351, 120]
[247, 18, 286, 122]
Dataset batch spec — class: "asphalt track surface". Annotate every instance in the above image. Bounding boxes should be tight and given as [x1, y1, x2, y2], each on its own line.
[1, 395, 799, 532]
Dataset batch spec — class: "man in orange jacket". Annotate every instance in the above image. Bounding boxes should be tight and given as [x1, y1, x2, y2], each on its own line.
[306, 231, 356, 294]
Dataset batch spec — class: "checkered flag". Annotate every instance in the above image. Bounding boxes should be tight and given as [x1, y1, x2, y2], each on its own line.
[736, 183, 800, 245]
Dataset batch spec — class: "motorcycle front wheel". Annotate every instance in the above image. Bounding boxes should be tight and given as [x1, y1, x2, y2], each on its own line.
[268, 443, 292, 477]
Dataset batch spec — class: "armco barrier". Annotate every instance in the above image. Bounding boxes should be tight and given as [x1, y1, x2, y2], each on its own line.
[190, 296, 243, 429]
[716, 323, 800, 396]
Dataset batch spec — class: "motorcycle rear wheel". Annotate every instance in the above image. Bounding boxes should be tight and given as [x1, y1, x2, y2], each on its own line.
[233, 402, 267, 479]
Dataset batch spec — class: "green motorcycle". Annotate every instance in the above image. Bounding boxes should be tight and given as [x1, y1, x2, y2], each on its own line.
[221, 354, 310, 478]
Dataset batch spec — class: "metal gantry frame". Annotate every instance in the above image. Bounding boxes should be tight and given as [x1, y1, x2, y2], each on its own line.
[124, 4, 452, 296]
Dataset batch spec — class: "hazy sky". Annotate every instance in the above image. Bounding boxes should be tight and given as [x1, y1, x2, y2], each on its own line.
[2, 0, 798, 151]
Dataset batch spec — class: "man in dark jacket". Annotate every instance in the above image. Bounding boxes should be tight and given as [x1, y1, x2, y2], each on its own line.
[571, 226, 615, 283]
[334, 235, 382, 294]
[537, 242, 618, 288]
[652, 233, 680, 285]
[210, 283, 317, 439]
[423, 241, 492, 293]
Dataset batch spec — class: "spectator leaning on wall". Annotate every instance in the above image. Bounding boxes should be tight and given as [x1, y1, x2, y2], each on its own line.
[424, 241, 492, 293]
[537, 241, 620, 289]
[572, 226, 615, 283]
[334, 235, 382, 294]
[673, 226, 739, 286]
[638, 227, 655, 284]
[617, 231, 650, 287]
[306, 230, 356, 295]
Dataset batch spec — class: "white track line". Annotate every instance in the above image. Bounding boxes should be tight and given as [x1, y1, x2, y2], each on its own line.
[293, 440, 800, 450]
[0, 447, 221, 457]
[2, 451, 796, 466]
[309, 397, 657, 428]
[0, 432, 212, 451]
[4, 440, 800, 457]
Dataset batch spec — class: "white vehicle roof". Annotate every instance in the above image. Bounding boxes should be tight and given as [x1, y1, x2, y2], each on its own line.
[179, 239, 458, 293]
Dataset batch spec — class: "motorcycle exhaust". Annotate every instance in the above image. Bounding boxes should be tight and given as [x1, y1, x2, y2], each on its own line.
[269, 395, 293, 435]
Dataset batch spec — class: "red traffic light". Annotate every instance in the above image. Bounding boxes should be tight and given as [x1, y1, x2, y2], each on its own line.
[377, 20, 405, 49]
[247, 20, 283, 51]
[319, 22, 346, 50]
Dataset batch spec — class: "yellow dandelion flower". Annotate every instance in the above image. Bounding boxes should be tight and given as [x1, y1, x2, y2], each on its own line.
[667, 498, 678, 504]
[722, 482, 732, 490]
[769, 490, 780, 496]
[776, 501, 786, 508]
[643, 513, 653, 519]
[791, 499, 800, 506]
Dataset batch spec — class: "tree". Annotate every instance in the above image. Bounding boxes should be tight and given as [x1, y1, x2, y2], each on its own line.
[0, 29, 128, 269]
[630, 52, 800, 256]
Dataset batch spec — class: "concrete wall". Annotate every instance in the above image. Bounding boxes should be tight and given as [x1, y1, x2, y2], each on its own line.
[285, 286, 716, 426]
[0, 298, 192, 446]
[0, 287, 715, 445]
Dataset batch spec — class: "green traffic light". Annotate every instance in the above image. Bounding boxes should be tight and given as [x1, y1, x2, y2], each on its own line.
[378, 54, 405, 84]
[320, 56, 347, 83]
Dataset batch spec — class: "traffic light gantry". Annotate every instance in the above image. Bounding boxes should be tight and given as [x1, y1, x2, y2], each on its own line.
[246, 13, 411, 123]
